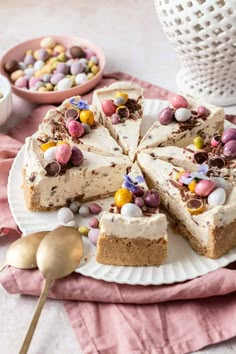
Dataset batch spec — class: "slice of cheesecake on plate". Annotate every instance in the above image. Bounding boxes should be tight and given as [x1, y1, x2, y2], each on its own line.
[137, 93, 224, 152]
[23, 137, 131, 211]
[96, 162, 168, 266]
[138, 151, 236, 259]
[92, 81, 144, 161]
[36, 96, 123, 155]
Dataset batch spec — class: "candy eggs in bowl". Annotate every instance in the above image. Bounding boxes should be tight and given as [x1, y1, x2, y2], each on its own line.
[0, 36, 105, 104]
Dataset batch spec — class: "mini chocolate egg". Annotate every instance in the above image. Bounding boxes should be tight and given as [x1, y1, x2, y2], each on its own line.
[53, 44, 66, 55]
[193, 136, 204, 149]
[223, 140, 236, 158]
[56, 62, 69, 75]
[79, 58, 88, 65]
[68, 120, 85, 138]
[65, 220, 77, 228]
[38, 48, 49, 61]
[65, 108, 79, 120]
[84, 49, 96, 60]
[88, 203, 102, 214]
[87, 73, 94, 80]
[193, 151, 208, 164]
[88, 228, 100, 246]
[70, 61, 83, 75]
[79, 110, 95, 126]
[101, 100, 117, 116]
[33, 50, 40, 60]
[57, 53, 67, 62]
[4, 59, 19, 74]
[115, 91, 129, 104]
[57, 77, 72, 91]
[34, 60, 45, 71]
[89, 217, 99, 228]
[24, 54, 35, 66]
[18, 61, 26, 70]
[158, 107, 173, 125]
[195, 180, 216, 197]
[211, 135, 221, 147]
[91, 65, 99, 75]
[186, 198, 204, 215]
[70, 146, 84, 166]
[70, 46, 86, 59]
[45, 161, 61, 176]
[121, 203, 143, 217]
[42, 73, 52, 83]
[111, 113, 121, 125]
[15, 76, 28, 88]
[114, 188, 133, 208]
[221, 128, 236, 144]
[175, 108, 192, 122]
[40, 36, 56, 49]
[114, 96, 126, 106]
[56, 144, 72, 164]
[79, 205, 90, 217]
[207, 187, 226, 207]
[10, 69, 24, 82]
[75, 73, 88, 85]
[45, 83, 53, 91]
[50, 73, 65, 85]
[197, 105, 209, 116]
[57, 207, 74, 224]
[89, 55, 99, 64]
[170, 94, 188, 109]
[43, 146, 58, 161]
[82, 123, 91, 134]
[35, 81, 45, 90]
[79, 226, 90, 236]
[211, 177, 229, 190]
[24, 67, 35, 78]
[69, 201, 81, 213]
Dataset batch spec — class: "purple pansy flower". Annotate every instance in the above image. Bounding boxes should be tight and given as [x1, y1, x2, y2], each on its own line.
[122, 174, 144, 192]
[181, 164, 209, 185]
[70, 98, 89, 110]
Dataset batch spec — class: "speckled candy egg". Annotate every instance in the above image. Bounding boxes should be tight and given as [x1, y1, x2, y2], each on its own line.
[175, 108, 192, 122]
[40, 37, 56, 49]
[15, 76, 28, 89]
[101, 100, 116, 116]
[29, 77, 40, 88]
[75, 73, 88, 85]
[70, 61, 83, 75]
[24, 54, 35, 66]
[38, 48, 49, 61]
[158, 107, 173, 125]
[24, 67, 35, 78]
[88, 228, 100, 246]
[207, 188, 226, 207]
[70, 146, 84, 166]
[56, 62, 69, 75]
[34, 60, 45, 71]
[223, 140, 236, 158]
[221, 128, 236, 144]
[121, 203, 143, 217]
[68, 120, 85, 138]
[195, 180, 216, 197]
[57, 77, 72, 91]
[43, 146, 58, 161]
[57, 207, 74, 224]
[56, 144, 72, 164]
[50, 73, 65, 85]
[197, 105, 209, 116]
[170, 94, 188, 109]
[114, 96, 126, 106]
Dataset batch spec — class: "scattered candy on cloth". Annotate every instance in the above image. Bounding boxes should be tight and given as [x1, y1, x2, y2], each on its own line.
[0, 72, 236, 354]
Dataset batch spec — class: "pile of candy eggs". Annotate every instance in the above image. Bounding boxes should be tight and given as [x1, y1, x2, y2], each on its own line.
[158, 94, 209, 125]
[4, 36, 100, 92]
[101, 91, 130, 125]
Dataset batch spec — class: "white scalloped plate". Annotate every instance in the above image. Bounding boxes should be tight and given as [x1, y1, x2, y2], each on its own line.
[7, 99, 236, 285]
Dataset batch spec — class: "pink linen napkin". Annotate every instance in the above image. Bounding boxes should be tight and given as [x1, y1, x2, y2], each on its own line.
[0, 72, 236, 354]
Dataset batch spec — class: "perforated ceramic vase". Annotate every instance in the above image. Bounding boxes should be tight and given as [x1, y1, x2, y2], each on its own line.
[154, 0, 236, 106]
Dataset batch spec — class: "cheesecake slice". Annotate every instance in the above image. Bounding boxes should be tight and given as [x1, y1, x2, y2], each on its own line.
[23, 137, 131, 211]
[96, 162, 168, 266]
[138, 152, 236, 259]
[92, 81, 144, 161]
[137, 94, 224, 152]
[36, 96, 123, 155]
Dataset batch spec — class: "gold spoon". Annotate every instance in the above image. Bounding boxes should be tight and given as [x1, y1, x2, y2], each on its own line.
[19, 226, 83, 354]
[1, 231, 49, 271]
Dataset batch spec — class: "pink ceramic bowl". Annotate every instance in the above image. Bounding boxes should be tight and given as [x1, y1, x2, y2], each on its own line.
[0, 36, 105, 104]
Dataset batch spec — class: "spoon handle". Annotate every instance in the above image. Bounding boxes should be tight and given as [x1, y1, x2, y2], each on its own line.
[19, 277, 53, 354]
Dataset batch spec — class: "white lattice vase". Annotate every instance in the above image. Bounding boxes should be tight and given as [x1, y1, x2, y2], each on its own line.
[154, 0, 236, 106]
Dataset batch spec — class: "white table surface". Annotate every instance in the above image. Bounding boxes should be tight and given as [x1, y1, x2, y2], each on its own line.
[0, 1, 236, 353]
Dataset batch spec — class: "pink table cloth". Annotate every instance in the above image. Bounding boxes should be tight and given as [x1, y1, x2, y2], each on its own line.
[0, 72, 236, 354]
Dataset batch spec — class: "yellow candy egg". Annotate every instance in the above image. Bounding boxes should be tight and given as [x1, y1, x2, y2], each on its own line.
[91, 65, 99, 75]
[193, 136, 204, 150]
[38, 87, 48, 92]
[87, 73, 94, 80]
[45, 83, 53, 91]
[186, 198, 204, 215]
[175, 170, 185, 181]
[88, 60, 94, 69]
[115, 91, 129, 104]
[188, 180, 197, 193]
[34, 70, 43, 78]
[78, 226, 90, 236]
[54, 44, 66, 53]
[10, 70, 24, 82]
[33, 50, 40, 60]
[57, 53, 67, 62]
[80, 110, 95, 126]
[46, 48, 53, 56]
[40, 141, 57, 151]
[114, 188, 132, 208]
[26, 49, 33, 55]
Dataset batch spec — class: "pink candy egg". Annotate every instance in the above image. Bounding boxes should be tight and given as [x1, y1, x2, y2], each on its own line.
[101, 99, 116, 116]
[195, 180, 216, 197]
[67, 120, 85, 138]
[170, 94, 188, 109]
[29, 76, 40, 88]
[56, 144, 72, 165]
[15, 76, 28, 88]
[84, 49, 96, 60]
[211, 135, 221, 147]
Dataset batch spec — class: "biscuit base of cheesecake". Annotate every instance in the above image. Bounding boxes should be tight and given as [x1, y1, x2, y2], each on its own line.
[170, 217, 236, 259]
[96, 233, 167, 266]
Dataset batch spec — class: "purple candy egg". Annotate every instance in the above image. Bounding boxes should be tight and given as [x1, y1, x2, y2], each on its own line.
[50, 73, 65, 85]
[15, 76, 28, 88]
[223, 140, 236, 158]
[24, 54, 35, 66]
[158, 107, 173, 125]
[221, 128, 236, 144]
[70, 61, 83, 75]
[88, 228, 100, 246]
[67, 120, 85, 138]
[70, 146, 84, 166]
[88, 203, 102, 214]
[111, 113, 121, 125]
[29, 77, 40, 88]
[84, 49, 96, 60]
[56, 63, 69, 75]
[89, 217, 99, 228]
[38, 48, 49, 61]
[134, 197, 144, 208]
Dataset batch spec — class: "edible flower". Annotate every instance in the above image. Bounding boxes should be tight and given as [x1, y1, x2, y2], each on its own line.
[70, 98, 89, 110]
[122, 174, 144, 192]
[180, 164, 209, 186]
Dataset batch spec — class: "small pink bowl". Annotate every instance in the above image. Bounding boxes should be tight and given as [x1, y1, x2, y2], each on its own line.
[0, 36, 106, 104]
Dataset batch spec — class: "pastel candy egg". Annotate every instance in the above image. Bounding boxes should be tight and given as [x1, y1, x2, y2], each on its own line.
[79, 58, 88, 65]
[82, 123, 91, 134]
[35, 81, 44, 90]
[56, 62, 69, 75]
[121, 203, 143, 217]
[70, 46, 86, 59]
[91, 65, 99, 75]
[211, 135, 221, 147]
[69, 201, 81, 213]
[101, 99, 116, 116]
[70, 146, 84, 166]
[88, 228, 100, 246]
[87, 73, 94, 80]
[114, 188, 133, 208]
[89, 217, 99, 228]
[57, 77, 72, 91]
[195, 180, 216, 197]
[65, 220, 77, 228]
[24, 67, 35, 78]
[57, 53, 67, 62]
[170, 94, 188, 109]
[40, 36, 56, 49]
[175, 108, 192, 122]
[10, 69, 24, 82]
[89, 55, 99, 64]
[193, 136, 204, 149]
[158, 107, 173, 125]
[56, 144, 72, 164]
[50, 73, 65, 85]
[68, 120, 85, 138]
[53, 44, 66, 55]
[84, 49, 96, 60]
[43, 146, 58, 161]
[115, 91, 129, 104]
[34, 60, 45, 71]
[42, 73, 52, 83]
[24, 54, 35, 66]
[88, 203, 102, 214]
[207, 188, 226, 207]
[79, 226, 90, 236]
[4, 59, 19, 74]
[223, 140, 236, 158]
[114, 96, 126, 106]
[197, 105, 209, 116]
[38, 48, 49, 61]
[111, 113, 121, 125]
[70, 61, 83, 75]
[57, 207, 74, 224]
[211, 177, 229, 190]
[18, 61, 26, 70]
[79, 205, 90, 217]
[15, 76, 28, 88]
[79, 110, 95, 126]
[75, 73, 88, 85]
[221, 128, 236, 144]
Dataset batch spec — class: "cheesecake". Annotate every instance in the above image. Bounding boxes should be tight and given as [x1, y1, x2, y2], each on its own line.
[92, 81, 143, 161]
